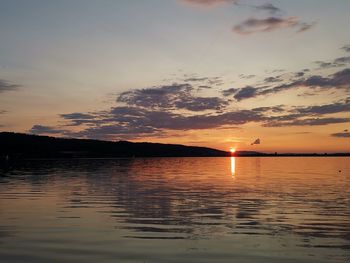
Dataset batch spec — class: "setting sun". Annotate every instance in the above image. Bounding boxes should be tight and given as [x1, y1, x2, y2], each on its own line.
[230, 147, 236, 153]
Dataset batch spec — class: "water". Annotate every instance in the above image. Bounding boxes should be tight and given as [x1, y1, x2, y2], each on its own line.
[0, 157, 349, 263]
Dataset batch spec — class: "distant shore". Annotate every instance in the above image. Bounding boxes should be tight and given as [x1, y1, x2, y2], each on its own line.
[1, 132, 349, 160]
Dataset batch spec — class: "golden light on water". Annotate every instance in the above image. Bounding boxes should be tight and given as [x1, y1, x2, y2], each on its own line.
[230, 157, 236, 179]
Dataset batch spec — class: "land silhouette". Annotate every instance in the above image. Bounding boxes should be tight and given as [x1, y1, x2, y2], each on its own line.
[0, 132, 349, 160]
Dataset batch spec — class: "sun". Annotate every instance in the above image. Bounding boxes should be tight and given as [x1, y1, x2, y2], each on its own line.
[230, 147, 236, 153]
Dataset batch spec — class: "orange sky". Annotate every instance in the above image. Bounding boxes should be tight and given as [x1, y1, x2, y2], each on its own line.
[0, 0, 349, 153]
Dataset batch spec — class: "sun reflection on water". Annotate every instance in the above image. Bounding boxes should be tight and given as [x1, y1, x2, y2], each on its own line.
[230, 157, 236, 179]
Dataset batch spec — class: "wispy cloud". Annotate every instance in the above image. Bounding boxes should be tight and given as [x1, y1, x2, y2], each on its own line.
[315, 56, 350, 69]
[0, 79, 20, 93]
[29, 125, 68, 135]
[253, 3, 281, 15]
[264, 117, 350, 127]
[180, 0, 235, 7]
[331, 130, 350, 138]
[341, 44, 350, 52]
[233, 16, 315, 35]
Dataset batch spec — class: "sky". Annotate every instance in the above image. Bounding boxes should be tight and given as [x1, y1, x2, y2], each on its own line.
[0, 0, 350, 153]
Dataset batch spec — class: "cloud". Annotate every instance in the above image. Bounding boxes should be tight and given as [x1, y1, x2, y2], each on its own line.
[263, 117, 350, 127]
[238, 68, 350, 101]
[294, 71, 305, 77]
[117, 83, 191, 108]
[239, 74, 256, 79]
[331, 131, 350, 138]
[264, 76, 282, 83]
[251, 138, 260, 145]
[252, 105, 285, 113]
[49, 97, 350, 140]
[180, 0, 234, 7]
[254, 3, 280, 14]
[233, 16, 315, 35]
[296, 22, 316, 33]
[60, 113, 96, 120]
[341, 45, 350, 52]
[233, 86, 258, 101]
[60, 112, 99, 126]
[117, 83, 228, 111]
[294, 99, 350, 115]
[29, 125, 68, 135]
[184, 77, 208, 82]
[315, 56, 350, 69]
[222, 87, 237, 96]
[0, 79, 20, 93]
[60, 105, 268, 140]
[0, 110, 6, 115]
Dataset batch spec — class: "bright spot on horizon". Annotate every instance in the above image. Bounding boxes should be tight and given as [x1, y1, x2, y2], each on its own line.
[230, 147, 236, 153]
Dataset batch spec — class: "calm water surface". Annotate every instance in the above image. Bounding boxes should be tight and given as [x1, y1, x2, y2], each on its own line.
[0, 157, 349, 263]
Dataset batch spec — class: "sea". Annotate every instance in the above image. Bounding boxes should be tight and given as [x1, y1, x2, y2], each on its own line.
[0, 157, 349, 263]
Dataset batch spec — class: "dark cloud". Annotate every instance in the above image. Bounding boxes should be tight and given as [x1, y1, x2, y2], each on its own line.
[264, 76, 282, 83]
[0, 110, 6, 114]
[117, 83, 227, 111]
[254, 3, 280, 14]
[263, 117, 350, 127]
[198, 85, 212, 89]
[60, 113, 96, 120]
[251, 138, 260, 145]
[0, 79, 20, 93]
[108, 107, 264, 130]
[252, 105, 285, 113]
[294, 71, 305, 77]
[331, 131, 350, 138]
[174, 96, 228, 111]
[72, 123, 160, 140]
[60, 105, 266, 140]
[222, 87, 237, 96]
[334, 56, 350, 64]
[117, 83, 192, 109]
[244, 68, 350, 100]
[315, 56, 350, 69]
[54, 97, 350, 140]
[29, 125, 67, 135]
[294, 99, 350, 115]
[233, 16, 315, 35]
[60, 113, 99, 126]
[341, 45, 350, 52]
[233, 86, 258, 101]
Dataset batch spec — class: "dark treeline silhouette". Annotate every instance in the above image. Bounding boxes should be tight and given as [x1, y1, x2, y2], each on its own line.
[0, 132, 229, 159]
[0, 132, 349, 161]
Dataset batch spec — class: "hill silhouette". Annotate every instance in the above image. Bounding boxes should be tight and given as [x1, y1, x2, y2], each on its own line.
[1, 132, 349, 160]
[0, 132, 231, 159]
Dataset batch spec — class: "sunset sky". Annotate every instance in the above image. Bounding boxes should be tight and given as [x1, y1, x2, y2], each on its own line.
[1, 0, 349, 153]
